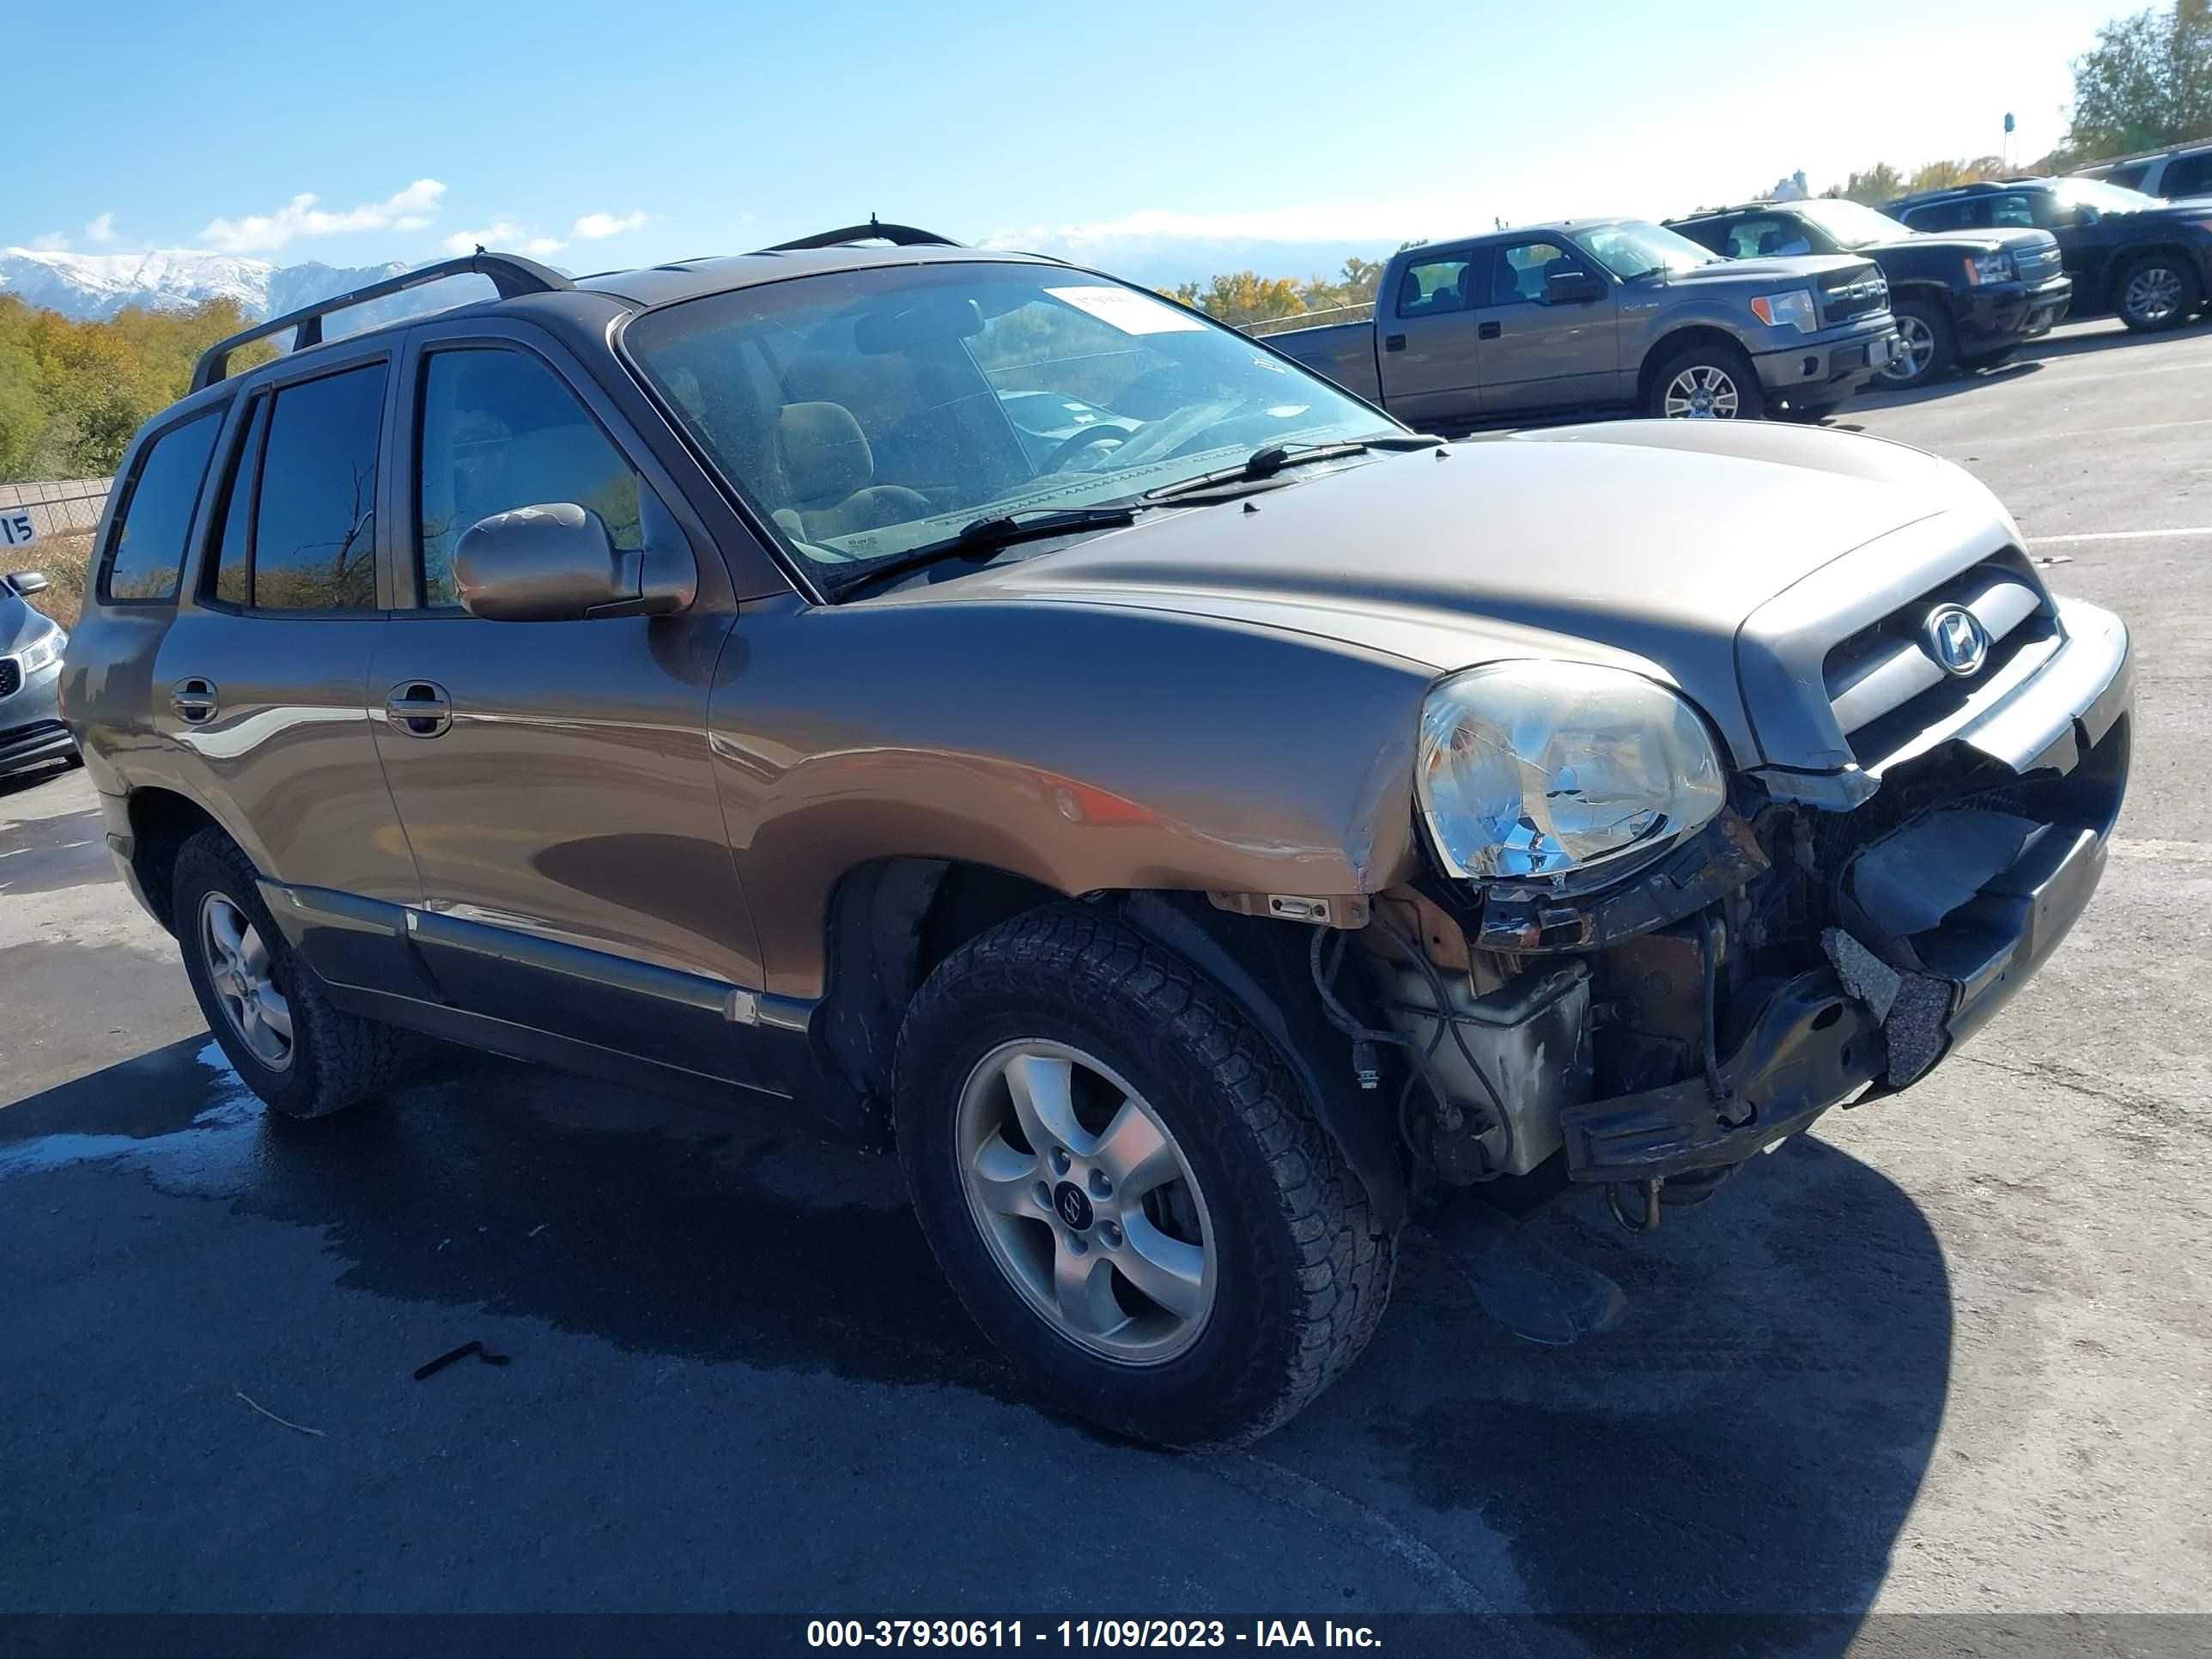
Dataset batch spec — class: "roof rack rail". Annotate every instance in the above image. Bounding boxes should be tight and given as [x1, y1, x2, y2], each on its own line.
[764, 216, 963, 252]
[188, 251, 574, 393]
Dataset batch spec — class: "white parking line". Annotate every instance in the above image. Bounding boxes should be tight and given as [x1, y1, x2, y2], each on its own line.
[2028, 527, 2212, 544]
[1966, 416, 2212, 446]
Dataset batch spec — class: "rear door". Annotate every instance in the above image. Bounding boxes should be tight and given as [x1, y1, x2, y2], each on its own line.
[149, 343, 423, 934]
[1468, 236, 1620, 416]
[367, 316, 776, 1086]
[1374, 246, 1487, 425]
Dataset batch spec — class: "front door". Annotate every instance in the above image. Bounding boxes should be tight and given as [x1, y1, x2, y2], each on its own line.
[368, 320, 771, 1086]
[1468, 237, 1620, 416]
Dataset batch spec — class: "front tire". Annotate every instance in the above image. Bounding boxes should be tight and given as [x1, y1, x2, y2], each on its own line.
[1878, 299, 1952, 389]
[1648, 343, 1765, 420]
[2116, 254, 2200, 332]
[893, 905, 1395, 1449]
[173, 830, 409, 1118]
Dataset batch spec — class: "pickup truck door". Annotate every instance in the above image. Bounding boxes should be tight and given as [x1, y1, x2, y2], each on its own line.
[1468, 238, 1621, 417]
[1372, 246, 1487, 426]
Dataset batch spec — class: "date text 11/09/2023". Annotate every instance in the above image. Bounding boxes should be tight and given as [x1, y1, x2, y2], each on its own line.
[806, 1620, 1382, 1649]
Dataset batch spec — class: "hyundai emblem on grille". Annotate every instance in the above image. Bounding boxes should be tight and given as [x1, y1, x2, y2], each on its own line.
[1923, 604, 1991, 678]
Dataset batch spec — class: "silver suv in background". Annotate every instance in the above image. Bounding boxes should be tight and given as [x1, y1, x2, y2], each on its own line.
[2075, 139, 2212, 201]
[1260, 219, 1901, 424]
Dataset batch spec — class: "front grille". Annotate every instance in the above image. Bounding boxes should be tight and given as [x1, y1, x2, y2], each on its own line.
[1820, 269, 1887, 325]
[2014, 245, 2063, 285]
[1821, 554, 2055, 772]
[0, 718, 65, 750]
[0, 659, 20, 698]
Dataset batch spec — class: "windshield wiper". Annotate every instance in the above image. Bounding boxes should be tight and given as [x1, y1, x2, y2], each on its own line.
[833, 506, 1143, 599]
[1141, 435, 1437, 502]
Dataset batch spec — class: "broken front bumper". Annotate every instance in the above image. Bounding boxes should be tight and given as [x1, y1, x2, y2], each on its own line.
[1559, 597, 2131, 1186]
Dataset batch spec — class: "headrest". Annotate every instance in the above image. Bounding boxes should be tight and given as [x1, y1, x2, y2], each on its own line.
[777, 402, 872, 507]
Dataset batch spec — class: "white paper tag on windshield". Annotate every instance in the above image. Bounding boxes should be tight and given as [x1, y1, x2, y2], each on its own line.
[1046, 285, 1206, 335]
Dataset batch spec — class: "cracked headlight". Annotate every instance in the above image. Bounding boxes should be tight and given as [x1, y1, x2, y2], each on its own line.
[1416, 662, 1728, 883]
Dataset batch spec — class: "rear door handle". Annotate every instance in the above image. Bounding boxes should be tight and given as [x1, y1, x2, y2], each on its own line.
[385, 680, 453, 738]
[171, 678, 219, 724]
[1383, 333, 1407, 352]
[1478, 321, 1502, 340]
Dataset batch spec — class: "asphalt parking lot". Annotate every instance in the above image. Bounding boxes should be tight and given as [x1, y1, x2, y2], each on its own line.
[3, 314, 2209, 1644]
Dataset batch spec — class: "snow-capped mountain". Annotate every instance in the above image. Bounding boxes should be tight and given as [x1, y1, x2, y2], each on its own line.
[0, 246, 412, 323]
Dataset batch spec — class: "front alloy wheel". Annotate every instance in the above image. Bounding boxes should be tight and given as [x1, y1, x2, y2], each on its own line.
[957, 1040, 1214, 1364]
[1662, 363, 1742, 418]
[2118, 259, 2197, 331]
[894, 905, 1395, 1449]
[1881, 313, 1938, 385]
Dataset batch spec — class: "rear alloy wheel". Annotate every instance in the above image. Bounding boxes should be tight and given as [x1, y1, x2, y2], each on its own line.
[894, 905, 1395, 1449]
[1650, 344, 1764, 420]
[2117, 257, 2199, 332]
[1879, 300, 1952, 389]
[173, 829, 410, 1119]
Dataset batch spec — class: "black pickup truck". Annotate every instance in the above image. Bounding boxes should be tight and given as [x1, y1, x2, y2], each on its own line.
[1668, 198, 2070, 390]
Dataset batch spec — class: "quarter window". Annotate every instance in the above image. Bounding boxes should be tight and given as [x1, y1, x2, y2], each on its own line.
[2164, 153, 2212, 197]
[248, 364, 388, 612]
[416, 349, 643, 609]
[100, 411, 222, 603]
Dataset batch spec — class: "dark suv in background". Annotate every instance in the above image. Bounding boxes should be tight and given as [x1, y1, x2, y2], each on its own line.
[1668, 198, 2070, 389]
[1887, 177, 2212, 332]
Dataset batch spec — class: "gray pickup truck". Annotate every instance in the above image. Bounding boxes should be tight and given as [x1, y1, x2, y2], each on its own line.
[1266, 218, 1903, 424]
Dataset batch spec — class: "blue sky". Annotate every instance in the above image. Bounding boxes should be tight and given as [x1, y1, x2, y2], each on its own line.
[9, 0, 2107, 283]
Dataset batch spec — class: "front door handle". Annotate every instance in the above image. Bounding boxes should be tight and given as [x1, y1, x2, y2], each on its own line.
[1478, 320, 1502, 340]
[1383, 333, 1407, 352]
[385, 680, 453, 738]
[171, 678, 219, 724]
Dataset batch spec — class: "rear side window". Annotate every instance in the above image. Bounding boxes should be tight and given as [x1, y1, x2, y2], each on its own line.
[1397, 256, 1471, 317]
[416, 348, 642, 609]
[2165, 152, 2212, 197]
[101, 411, 222, 602]
[249, 364, 388, 611]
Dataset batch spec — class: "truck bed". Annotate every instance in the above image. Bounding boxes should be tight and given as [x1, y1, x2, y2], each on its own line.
[1258, 319, 1381, 402]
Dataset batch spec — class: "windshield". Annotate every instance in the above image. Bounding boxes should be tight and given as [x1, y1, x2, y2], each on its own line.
[1572, 220, 1720, 278]
[2053, 177, 2158, 213]
[1790, 198, 1912, 248]
[623, 262, 1397, 594]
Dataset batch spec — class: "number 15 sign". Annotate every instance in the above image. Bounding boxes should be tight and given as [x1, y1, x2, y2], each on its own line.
[1, 509, 36, 549]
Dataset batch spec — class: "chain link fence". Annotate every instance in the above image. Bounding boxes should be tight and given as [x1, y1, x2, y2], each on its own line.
[0, 477, 114, 541]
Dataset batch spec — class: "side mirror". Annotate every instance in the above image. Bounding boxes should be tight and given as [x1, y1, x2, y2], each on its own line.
[453, 496, 696, 623]
[1544, 269, 1607, 306]
[6, 570, 49, 597]
[2076, 205, 2101, 227]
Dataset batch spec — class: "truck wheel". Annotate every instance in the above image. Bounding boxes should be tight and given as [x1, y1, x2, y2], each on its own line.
[1649, 343, 1765, 420]
[173, 829, 410, 1119]
[893, 905, 1395, 1449]
[2116, 255, 2200, 332]
[1879, 300, 1952, 388]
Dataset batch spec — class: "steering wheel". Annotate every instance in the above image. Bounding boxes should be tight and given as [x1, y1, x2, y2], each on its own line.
[1042, 424, 1133, 473]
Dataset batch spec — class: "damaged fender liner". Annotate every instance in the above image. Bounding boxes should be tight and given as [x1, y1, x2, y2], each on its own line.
[1557, 970, 1884, 1182]
[1461, 811, 1770, 953]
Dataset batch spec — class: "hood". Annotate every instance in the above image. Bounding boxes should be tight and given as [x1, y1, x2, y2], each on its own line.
[894, 422, 2008, 769]
[1663, 253, 1869, 286]
[1851, 231, 2008, 257]
[2121, 196, 2212, 221]
[0, 595, 58, 655]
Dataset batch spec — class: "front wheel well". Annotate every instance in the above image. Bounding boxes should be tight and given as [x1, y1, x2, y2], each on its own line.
[2109, 243, 2202, 304]
[125, 787, 223, 933]
[1638, 326, 1753, 404]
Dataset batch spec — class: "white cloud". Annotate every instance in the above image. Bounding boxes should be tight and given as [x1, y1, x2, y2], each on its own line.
[29, 231, 69, 252]
[442, 222, 566, 258]
[981, 201, 1496, 256]
[85, 212, 116, 245]
[201, 179, 447, 254]
[572, 210, 647, 240]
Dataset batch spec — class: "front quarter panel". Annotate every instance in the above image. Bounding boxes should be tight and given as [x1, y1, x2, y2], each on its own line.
[713, 593, 1437, 999]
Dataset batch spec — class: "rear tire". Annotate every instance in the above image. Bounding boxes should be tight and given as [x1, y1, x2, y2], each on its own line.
[1647, 343, 1765, 420]
[1878, 299, 1952, 389]
[893, 905, 1395, 1449]
[2115, 254, 2200, 332]
[173, 829, 409, 1119]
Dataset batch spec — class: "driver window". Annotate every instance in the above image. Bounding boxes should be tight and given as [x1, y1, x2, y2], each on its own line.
[1491, 240, 1580, 306]
[416, 348, 643, 609]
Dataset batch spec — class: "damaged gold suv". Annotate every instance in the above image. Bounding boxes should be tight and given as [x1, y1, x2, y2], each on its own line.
[64, 227, 2131, 1448]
